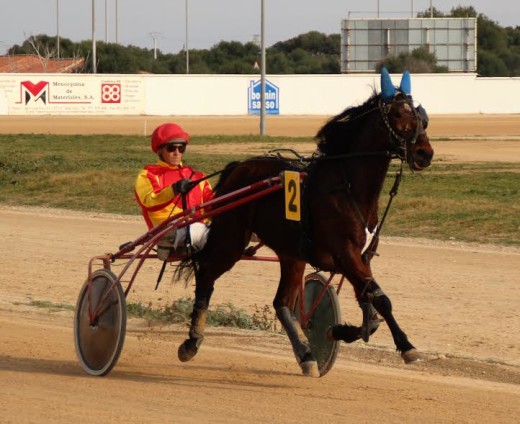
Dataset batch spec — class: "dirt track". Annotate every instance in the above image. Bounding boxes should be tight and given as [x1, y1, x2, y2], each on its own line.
[1, 113, 520, 137]
[1, 116, 520, 423]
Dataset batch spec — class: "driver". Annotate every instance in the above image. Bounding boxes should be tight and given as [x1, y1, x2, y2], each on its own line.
[134, 123, 214, 260]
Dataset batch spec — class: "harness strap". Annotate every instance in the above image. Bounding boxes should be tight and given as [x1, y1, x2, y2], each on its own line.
[362, 161, 404, 261]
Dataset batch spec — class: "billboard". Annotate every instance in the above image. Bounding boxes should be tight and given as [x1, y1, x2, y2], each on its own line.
[341, 18, 477, 73]
[0, 75, 145, 115]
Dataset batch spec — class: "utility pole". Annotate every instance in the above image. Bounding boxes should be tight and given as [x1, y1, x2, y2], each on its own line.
[92, 0, 97, 73]
[115, 0, 119, 43]
[185, 0, 189, 73]
[105, 0, 109, 43]
[150, 32, 160, 60]
[56, 0, 60, 58]
[260, 0, 266, 136]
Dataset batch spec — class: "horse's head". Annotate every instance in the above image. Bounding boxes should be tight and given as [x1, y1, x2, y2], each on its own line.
[316, 68, 434, 171]
[380, 68, 434, 171]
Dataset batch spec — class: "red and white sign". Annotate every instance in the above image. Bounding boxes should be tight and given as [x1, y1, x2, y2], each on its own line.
[101, 83, 121, 103]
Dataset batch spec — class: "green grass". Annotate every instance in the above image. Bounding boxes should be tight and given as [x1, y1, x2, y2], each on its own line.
[21, 297, 278, 331]
[25, 300, 75, 312]
[0, 133, 309, 214]
[381, 165, 520, 245]
[0, 133, 518, 246]
[127, 298, 277, 331]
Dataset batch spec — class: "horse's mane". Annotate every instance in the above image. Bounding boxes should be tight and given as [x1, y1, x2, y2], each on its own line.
[316, 90, 380, 155]
[213, 161, 242, 194]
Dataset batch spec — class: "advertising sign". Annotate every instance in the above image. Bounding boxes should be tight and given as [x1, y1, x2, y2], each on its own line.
[248, 79, 279, 115]
[0, 76, 144, 115]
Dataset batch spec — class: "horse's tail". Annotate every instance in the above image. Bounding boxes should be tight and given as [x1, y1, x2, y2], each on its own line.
[173, 252, 200, 287]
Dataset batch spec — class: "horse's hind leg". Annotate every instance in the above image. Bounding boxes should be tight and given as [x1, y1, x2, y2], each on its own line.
[178, 221, 250, 363]
[177, 284, 215, 363]
[274, 257, 320, 378]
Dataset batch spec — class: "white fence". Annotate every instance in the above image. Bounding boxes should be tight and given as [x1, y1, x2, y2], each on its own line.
[0, 73, 519, 116]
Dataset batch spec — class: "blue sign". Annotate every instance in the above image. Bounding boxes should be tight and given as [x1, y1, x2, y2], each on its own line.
[248, 79, 279, 115]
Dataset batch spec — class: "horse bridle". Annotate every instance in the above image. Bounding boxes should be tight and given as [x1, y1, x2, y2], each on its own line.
[378, 94, 423, 162]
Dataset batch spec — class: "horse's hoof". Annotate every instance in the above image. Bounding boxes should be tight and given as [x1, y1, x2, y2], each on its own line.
[178, 341, 198, 362]
[401, 348, 422, 364]
[300, 360, 320, 378]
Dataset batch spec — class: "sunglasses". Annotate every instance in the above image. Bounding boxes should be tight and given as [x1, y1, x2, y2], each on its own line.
[162, 144, 186, 153]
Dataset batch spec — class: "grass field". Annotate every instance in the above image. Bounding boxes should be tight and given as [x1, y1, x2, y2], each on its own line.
[1, 133, 519, 246]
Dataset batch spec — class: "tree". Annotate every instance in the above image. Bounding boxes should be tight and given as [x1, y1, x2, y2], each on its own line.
[5, 14, 520, 76]
[478, 50, 510, 76]
[417, 6, 445, 18]
[377, 47, 448, 73]
[267, 51, 293, 73]
[450, 5, 478, 18]
[268, 32, 340, 74]
[416, 6, 519, 76]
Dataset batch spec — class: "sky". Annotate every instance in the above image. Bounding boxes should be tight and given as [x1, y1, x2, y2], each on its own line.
[0, 1, 518, 55]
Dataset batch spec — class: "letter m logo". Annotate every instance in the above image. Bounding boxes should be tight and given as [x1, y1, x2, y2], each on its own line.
[19, 81, 49, 105]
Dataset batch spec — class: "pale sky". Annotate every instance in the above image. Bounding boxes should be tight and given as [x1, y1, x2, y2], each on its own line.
[0, 1, 518, 55]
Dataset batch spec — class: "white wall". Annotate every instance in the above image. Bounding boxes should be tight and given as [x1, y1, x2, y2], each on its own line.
[144, 75, 248, 115]
[0, 89, 8, 114]
[0, 73, 519, 115]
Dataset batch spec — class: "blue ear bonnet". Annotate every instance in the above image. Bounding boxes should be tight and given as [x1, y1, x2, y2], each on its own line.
[381, 67, 412, 102]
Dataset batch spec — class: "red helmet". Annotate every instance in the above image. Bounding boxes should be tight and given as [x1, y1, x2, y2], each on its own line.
[151, 123, 190, 153]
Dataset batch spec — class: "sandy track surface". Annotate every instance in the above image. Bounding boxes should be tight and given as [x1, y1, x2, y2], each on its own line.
[1, 114, 519, 138]
[1, 116, 520, 423]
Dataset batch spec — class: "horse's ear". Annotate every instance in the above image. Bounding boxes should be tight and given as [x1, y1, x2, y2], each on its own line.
[380, 67, 396, 103]
[399, 70, 412, 95]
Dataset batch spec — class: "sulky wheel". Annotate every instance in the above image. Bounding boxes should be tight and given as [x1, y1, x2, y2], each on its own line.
[74, 269, 126, 376]
[294, 272, 341, 377]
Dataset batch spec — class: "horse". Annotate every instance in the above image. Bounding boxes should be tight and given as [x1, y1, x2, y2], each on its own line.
[177, 68, 434, 377]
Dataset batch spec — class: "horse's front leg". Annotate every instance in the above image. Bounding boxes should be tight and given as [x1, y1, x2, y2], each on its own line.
[366, 280, 421, 363]
[178, 230, 246, 362]
[331, 247, 421, 364]
[274, 257, 320, 377]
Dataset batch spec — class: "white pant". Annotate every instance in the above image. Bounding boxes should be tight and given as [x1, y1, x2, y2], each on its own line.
[173, 222, 209, 251]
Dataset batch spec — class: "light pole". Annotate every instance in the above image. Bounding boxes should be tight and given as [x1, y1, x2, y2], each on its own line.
[92, 0, 97, 73]
[185, 0, 189, 73]
[56, 0, 60, 58]
[105, 0, 109, 43]
[115, 0, 119, 43]
[259, 0, 266, 136]
[150, 32, 160, 60]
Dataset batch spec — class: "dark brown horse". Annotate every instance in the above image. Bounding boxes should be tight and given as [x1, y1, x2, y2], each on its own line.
[177, 69, 434, 377]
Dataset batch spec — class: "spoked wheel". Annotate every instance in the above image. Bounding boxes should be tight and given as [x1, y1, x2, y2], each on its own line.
[294, 272, 341, 377]
[74, 269, 127, 376]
